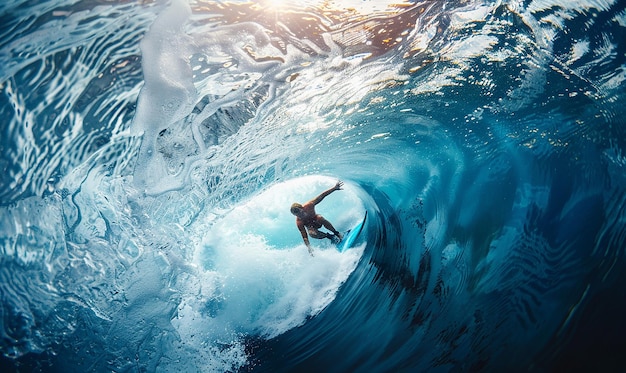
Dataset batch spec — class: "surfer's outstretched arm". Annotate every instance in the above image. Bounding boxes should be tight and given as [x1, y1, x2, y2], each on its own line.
[309, 181, 343, 205]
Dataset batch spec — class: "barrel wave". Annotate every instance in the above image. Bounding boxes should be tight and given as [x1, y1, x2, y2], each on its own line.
[2, 0, 625, 372]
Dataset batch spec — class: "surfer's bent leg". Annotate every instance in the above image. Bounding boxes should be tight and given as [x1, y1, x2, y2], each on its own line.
[318, 216, 342, 240]
[308, 229, 333, 240]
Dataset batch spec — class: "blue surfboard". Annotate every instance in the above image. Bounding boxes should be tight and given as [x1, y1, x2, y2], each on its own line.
[336, 211, 368, 252]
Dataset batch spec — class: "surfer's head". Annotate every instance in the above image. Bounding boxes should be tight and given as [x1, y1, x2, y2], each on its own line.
[290, 203, 303, 215]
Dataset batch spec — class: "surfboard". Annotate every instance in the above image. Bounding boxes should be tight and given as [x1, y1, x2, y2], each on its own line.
[336, 211, 368, 252]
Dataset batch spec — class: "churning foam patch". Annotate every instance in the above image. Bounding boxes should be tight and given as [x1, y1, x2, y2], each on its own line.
[171, 175, 366, 367]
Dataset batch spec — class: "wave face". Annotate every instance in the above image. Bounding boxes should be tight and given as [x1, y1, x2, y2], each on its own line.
[2, 0, 626, 371]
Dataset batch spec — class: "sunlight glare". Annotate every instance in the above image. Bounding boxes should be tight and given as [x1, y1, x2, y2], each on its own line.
[266, 0, 286, 10]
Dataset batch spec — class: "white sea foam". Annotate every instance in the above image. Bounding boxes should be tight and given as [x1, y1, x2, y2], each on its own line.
[168, 175, 365, 370]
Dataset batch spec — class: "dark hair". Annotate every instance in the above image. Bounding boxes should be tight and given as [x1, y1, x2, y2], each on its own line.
[290, 203, 303, 214]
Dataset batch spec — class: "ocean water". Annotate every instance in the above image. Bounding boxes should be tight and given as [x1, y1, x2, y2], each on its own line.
[1, 0, 625, 372]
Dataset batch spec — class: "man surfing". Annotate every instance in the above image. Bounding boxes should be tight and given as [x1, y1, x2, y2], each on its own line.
[290, 180, 344, 256]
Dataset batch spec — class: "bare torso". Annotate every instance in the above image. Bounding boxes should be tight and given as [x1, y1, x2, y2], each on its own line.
[296, 202, 323, 230]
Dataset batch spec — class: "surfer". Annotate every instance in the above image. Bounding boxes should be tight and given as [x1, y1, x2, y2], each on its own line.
[290, 180, 344, 256]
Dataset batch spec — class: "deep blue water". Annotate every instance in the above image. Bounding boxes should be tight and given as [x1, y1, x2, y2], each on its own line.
[1, 0, 626, 372]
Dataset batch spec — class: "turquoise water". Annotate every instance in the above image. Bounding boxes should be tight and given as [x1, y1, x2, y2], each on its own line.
[1, 0, 625, 371]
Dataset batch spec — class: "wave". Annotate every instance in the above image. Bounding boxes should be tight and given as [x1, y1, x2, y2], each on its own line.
[1, 0, 626, 371]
